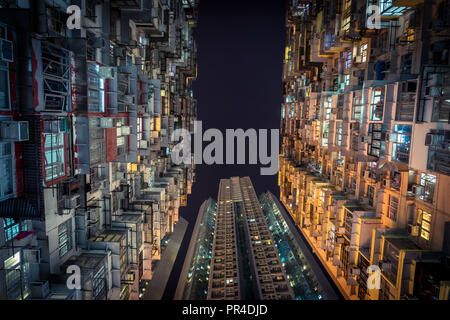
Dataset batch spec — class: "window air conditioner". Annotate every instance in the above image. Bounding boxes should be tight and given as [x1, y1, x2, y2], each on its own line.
[412, 185, 425, 197]
[0, 121, 29, 142]
[121, 126, 131, 136]
[100, 118, 115, 128]
[100, 66, 117, 79]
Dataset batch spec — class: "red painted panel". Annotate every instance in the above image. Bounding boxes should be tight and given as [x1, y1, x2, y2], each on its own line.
[105, 128, 117, 162]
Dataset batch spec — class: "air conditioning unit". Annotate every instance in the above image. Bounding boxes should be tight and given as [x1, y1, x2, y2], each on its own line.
[1, 39, 13, 62]
[364, 170, 370, 179]
[361, 136, 371, 144]
[336, 236, 345, 244]
[99, 66, 116, 79]
[124, 95, 135, 105]
[353, 56, 363, 64]
[338, 227, 346, 234]
[384, 179, 391, 189]
[0, 121, 29, 141]
[121, 126, 131, 136]
[99, 118, 115, 128]
[361, 197, 369, 204]
[139, 140, 149, 149]
[412, 185, 425, 197]
[30, 281, 50, 299]
[65, 194, 80, 209]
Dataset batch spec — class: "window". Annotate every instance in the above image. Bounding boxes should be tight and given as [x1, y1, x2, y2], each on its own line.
[417, 209, 432, 241]
[418, 173, 436, 203]
[431, 98, 450, 123]
[370, 87, 385, 121]
[0, 142, 13, 200]
[87, 62, 105, 112]
[426, 130, 450, 175]
[137, 117, 143, 148]
[0, 68, 10, 110]
[387, 195, 398, 221]
[335, 122, 343, 146]
[3, 218, 27, 242]
[344, 50, 352, 70]
[322, 123, 329, 148]
[352, 93, 364, 121]
[368, 123, 386, 158]
[58, 219, 73, 258]
[93, 265, 106, 299]
[46, 6, 68, 37]
[44, 132, 65, 182]
[403, 19, 415, 43]
[345, 74, 350, 87]
[350, 177, 356, 191]
[391, 125, 412, 163]
[323, 96, 332, 120]
[367, 185, 375, 207]
[361, 43, 368, 63]
[342, 13, 351, 32]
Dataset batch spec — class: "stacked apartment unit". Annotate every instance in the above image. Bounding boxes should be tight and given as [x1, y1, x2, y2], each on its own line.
[280, 0, 450, 300]
[0, 0, 198, 300]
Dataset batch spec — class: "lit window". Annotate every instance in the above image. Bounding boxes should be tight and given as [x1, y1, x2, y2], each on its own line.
[43, 130, 65, 182]
[417, 209, 432, 241]
[361, 43, 368, 62]
[390, 125, 412, 164]
[345, 51, 352, 69]
[370, 87, 385, 121]
[418, 173, 436, 203]
[3, 218, 27, 242]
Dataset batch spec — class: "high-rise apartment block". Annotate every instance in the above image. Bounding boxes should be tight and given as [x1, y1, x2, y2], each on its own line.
[0, 0, 198, 300]
[280, 0, 450, 300]
[177, 177, 339, 300]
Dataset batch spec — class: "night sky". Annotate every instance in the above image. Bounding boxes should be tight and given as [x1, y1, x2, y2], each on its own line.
[162, 0, 286, 299]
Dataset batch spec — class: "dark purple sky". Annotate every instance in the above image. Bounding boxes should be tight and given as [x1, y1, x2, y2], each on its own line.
[163, 0, 286, 299]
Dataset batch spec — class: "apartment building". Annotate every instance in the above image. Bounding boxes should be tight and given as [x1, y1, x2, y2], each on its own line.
[280, 0, 450, 300]
[0, 0, 198, 300]
[177, 177, 340, 300]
